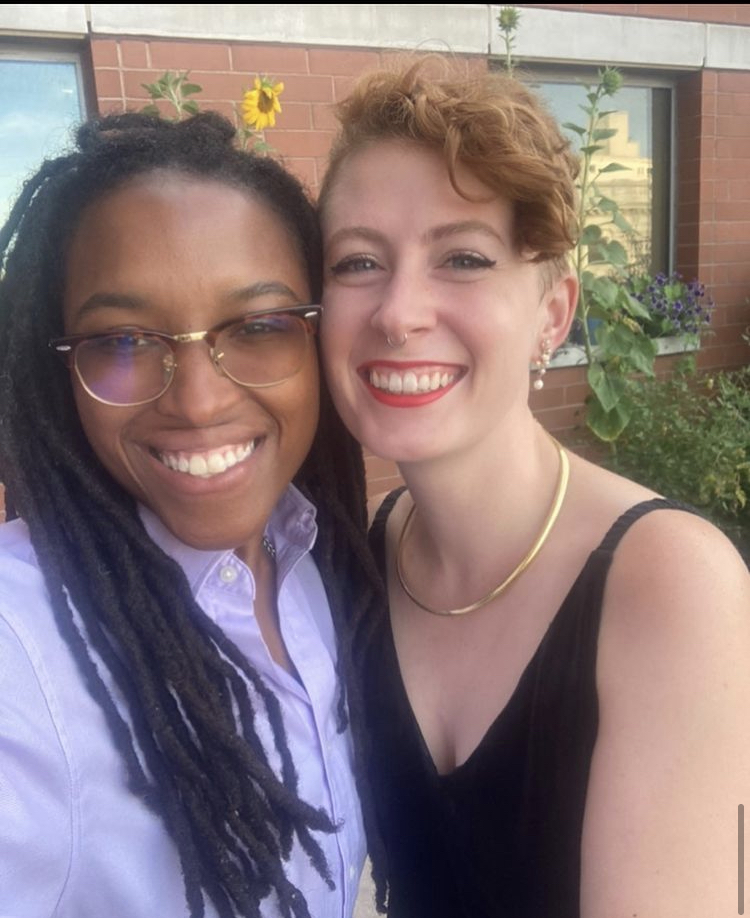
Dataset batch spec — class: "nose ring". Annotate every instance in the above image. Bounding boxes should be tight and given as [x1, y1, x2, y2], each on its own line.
[386, 332, 408, 349]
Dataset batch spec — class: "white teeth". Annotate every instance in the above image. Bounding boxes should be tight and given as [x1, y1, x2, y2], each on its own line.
[206, 453, 227, 474]
[156, 442, 256, 478]
[189, 455, 208, 476]
[403, 372, 418, 394]
[369, 369, 457, 395]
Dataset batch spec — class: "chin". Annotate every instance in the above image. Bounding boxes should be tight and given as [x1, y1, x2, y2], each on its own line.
[357, 429, 442, 467]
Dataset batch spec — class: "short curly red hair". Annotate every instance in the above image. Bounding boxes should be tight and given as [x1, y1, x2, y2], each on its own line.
[319, 58, 579, 279]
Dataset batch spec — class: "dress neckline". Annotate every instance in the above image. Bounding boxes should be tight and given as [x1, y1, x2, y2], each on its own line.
[371, 494, 682, 778]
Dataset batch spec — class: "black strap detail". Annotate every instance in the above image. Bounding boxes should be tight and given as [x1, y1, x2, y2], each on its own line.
[597, 497, 695, 554]
[368, 486, 407, 575]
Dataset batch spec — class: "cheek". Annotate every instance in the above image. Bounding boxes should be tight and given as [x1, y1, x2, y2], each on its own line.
[321, 303, 362, 376]
[283, 357, 321, 454]
[72, 384, 143, 492]
[73, 385, 111, 457]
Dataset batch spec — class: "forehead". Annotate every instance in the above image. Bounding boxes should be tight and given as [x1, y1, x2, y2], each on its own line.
[322, 140, 514, 240]
[68, 173, 296, 258]
[63, 174, 310, 328]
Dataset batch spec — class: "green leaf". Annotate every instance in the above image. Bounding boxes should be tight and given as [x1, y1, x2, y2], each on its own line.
[592, 128, 618, 141]
[599, 67, 624, 95]
[597, 322, 633, 356]
[612, 210, 634, 234]
[562, 122, 586, 136]
[579, 224, 603, 245]
[589, 275, 620, 310]
[581, 144, 603, 155]
[622, 292, 652, 321]
[597, 196, 619, 213]
[182, 82, 203, 95]
[586, 397, 631, 441]
[597, 162, 630, 174]
[603, 240, 628, 266]
[628, 336, 658, 376]
[587, 363, 627, 412]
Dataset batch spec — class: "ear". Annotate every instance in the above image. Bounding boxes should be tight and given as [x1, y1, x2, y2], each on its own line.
[538, 272, 578, 350]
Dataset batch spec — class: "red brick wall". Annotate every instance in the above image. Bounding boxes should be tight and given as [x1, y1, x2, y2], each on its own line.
[90, 38, 484, 192]
[675, 68, 750, 371]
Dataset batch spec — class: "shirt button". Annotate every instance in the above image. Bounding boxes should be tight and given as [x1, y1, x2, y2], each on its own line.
[219, 565, 238, 584]
[348, 864, 358, 881]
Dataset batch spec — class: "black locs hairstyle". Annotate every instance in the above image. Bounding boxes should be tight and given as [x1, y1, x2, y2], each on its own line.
[0, 112, 387, 917]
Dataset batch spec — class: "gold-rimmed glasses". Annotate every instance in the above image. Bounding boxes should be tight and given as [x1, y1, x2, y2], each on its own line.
[49, 304, 321, 407]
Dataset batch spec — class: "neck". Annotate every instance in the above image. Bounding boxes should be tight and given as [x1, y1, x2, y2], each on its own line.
[394, 421, 566, 601]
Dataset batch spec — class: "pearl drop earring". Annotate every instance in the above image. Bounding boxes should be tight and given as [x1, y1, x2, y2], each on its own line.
[532, 338, 552, 391]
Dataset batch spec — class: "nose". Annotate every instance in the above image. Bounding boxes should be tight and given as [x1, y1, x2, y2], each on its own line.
[155, 340, 242, 426]
[370, 266, 437, 345]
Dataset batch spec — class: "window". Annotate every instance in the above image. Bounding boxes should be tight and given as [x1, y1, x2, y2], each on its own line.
[534, 73, 673, 275]
[0, 48, 88, 223]
[515, 68, 675, 363]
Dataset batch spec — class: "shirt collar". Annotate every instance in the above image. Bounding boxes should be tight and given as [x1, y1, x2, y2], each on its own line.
[138, 485, 318, 595]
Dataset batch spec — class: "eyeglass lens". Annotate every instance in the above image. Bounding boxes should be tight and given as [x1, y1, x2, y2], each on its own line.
[74, 312, 311, 406]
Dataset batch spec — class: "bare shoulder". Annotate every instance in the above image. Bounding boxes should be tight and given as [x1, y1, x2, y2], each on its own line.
[566, 451, 748, 601]
[580, 505, 750, 917]
[603, 505, 749, 630]
[598, 505, 749, 699]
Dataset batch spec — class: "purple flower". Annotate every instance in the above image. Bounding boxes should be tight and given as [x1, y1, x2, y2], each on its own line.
[627, 271, 714, 337]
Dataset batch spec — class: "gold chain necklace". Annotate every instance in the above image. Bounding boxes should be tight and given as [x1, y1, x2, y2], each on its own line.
[395, 439, 570, 616]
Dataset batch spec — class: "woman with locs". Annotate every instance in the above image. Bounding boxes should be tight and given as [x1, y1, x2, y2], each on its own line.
[0, 111, 383, 918]
[319, 62, 750, 917]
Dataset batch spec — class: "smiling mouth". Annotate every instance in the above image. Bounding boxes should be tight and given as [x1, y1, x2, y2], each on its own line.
[152, 440, 260, 479]
[366, 367, 462, 395]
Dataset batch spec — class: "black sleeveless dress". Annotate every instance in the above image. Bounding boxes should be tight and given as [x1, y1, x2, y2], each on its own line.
[365, 494, 686, 918]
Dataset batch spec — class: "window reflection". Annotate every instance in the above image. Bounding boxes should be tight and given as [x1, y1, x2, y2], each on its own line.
[0, 57, 85, 222]
[536, 79, 672, 275]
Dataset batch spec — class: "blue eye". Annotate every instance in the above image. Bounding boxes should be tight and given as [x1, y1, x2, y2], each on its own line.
[329, 255, 380, 276]
[443, 252, 497, 270]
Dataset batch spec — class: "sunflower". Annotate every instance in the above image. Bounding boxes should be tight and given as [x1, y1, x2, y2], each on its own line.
[241, 76, 284, 130]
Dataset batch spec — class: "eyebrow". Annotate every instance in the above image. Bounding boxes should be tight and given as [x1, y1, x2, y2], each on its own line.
[324, 225, 384, 250]
[423, 220, 508, 247]
[325, 221, 509, 250]
[72, 281, 304, 322]
[226, 281, 303, 305]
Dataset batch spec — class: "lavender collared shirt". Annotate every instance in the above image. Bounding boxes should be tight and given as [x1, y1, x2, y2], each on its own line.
[0, 486, 365, 917]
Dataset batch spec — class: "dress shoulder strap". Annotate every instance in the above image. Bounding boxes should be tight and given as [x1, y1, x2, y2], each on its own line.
[597, 497, 696, 554]
[368, 486, 407, 575]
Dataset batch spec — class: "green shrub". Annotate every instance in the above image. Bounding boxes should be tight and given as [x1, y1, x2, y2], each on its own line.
[607, 360, 750, 560]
